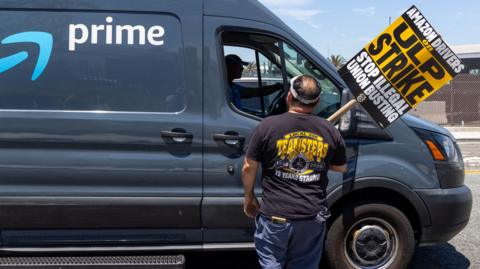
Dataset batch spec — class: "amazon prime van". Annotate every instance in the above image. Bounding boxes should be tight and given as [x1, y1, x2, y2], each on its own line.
[0, 1, 472, 268]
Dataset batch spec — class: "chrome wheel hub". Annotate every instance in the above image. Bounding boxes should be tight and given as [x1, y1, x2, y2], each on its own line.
[344, 218, 398, 269]
[352, 225, 389, 264]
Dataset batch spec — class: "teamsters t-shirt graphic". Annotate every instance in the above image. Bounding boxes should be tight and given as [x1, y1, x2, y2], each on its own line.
[274, 131, 329, 183]
[247, 112, 347, 219]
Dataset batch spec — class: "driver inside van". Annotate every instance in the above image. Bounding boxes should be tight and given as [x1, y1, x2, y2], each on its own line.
[226, 54, 284, 110]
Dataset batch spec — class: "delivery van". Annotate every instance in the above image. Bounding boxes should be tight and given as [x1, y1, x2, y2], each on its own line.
[0, 0, 472, 268]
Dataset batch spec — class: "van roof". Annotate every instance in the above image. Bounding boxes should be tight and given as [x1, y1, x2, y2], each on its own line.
[204, 0, 289, 29]
[205, 0, 345, 87]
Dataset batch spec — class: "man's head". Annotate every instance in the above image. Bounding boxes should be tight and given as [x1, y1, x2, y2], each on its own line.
[287, 75, 321, 113]
[225, 54, 248, 82]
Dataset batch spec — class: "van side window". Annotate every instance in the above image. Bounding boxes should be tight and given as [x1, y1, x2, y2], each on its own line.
[221, 32, 341, 119]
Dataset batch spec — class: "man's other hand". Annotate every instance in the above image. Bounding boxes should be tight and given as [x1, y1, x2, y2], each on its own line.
[330, 164, 347, 173]
[244, 195, 260, 218]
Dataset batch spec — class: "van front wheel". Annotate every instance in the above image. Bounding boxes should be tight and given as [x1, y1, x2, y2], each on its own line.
[325, 203, 414, 269]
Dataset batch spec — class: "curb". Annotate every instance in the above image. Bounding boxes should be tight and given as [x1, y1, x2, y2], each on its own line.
[456, 139, 480, 143]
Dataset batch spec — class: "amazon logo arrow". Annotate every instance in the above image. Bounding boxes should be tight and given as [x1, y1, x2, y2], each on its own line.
[0, 31, 53, 81]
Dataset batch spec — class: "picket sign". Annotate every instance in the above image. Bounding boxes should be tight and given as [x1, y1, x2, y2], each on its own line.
[332, 5, 464, 128]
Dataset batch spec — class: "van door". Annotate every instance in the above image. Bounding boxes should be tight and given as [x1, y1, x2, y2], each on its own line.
[202, 17, 357, 243]
[0, 2, 203, 247]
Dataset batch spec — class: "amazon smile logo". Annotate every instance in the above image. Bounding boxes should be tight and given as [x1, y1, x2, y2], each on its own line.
[0, 31, 53, 81]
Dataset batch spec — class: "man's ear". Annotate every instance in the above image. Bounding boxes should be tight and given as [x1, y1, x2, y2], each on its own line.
[286, 91, 292, 102]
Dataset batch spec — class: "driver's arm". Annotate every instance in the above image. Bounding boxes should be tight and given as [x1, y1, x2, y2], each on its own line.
[239, 83, 283, 98]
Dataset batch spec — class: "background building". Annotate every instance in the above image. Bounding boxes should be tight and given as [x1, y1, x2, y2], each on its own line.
[410, 44, 480, 126]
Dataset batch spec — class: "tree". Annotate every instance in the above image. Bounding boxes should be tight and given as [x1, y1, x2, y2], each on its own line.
[328, 54, 347, 70]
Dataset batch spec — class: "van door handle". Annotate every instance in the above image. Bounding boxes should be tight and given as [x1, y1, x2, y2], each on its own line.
[213, 133, 245, 147]
[161, 129, 193, 144]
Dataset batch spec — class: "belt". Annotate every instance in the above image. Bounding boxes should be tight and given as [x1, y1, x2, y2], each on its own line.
[263, 214, 317, 224]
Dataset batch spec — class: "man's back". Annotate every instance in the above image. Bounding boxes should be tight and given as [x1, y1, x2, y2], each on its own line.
[247, 111, 346, 219]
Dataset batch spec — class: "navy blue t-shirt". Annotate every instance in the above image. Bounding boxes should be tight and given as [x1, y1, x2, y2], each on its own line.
[246, 112, 347, 219]
[230, 83, 244, 109]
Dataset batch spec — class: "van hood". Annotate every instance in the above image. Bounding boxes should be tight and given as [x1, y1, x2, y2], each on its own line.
[401, 114, 453, 139]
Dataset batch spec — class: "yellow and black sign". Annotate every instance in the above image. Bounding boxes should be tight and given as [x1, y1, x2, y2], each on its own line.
[339, 5, 464, 128]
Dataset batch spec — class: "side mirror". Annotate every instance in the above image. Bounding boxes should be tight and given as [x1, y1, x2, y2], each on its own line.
[339, 88, 392, 140]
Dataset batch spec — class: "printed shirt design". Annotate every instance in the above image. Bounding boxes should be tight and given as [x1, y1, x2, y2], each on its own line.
[274, 131, 329, 183]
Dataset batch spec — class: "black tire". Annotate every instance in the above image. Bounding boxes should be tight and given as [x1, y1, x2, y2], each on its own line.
[325, 203, 414, 269]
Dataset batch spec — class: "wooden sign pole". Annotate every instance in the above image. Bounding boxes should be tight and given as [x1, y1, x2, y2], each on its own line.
[327, 99, 358, 123]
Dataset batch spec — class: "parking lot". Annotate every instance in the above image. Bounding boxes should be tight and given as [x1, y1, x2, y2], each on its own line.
[186, 171, 479, 269]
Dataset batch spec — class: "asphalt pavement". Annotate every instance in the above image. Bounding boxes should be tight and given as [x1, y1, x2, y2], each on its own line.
[459, 142, 480, 171]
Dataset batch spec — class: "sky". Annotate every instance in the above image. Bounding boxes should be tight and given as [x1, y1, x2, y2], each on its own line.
[258, 0, 480, 59]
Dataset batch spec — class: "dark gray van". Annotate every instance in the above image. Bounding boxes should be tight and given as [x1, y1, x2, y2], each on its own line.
[0, 0, 472, 268]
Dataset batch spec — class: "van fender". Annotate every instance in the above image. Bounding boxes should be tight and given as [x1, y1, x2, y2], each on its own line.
[327, 177, 431, 226]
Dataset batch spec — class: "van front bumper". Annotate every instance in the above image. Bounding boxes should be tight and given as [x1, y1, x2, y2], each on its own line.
[415, 185, 472, 246]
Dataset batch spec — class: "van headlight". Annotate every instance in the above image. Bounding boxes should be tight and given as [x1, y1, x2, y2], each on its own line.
[413, 128, 459, 163]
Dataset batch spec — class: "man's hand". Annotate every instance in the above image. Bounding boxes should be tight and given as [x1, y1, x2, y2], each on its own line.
[242, 158, 260, 218]
[330, 164, 347, 173]
[244, 195, 260, 218]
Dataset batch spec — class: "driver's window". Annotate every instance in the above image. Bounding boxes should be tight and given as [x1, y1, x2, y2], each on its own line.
[258, 53, 284, 113]
[222, 31, 341, 119]
[222, 32, 285, 117]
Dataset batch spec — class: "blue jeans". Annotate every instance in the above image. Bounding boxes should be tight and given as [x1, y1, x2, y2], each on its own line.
[254, 214, 326, 269]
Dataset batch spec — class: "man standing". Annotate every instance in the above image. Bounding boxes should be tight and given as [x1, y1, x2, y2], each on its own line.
[242, 75, 347, 269]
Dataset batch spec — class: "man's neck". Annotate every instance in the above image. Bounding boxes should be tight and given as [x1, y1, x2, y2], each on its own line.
[288, 107, 312, 115]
